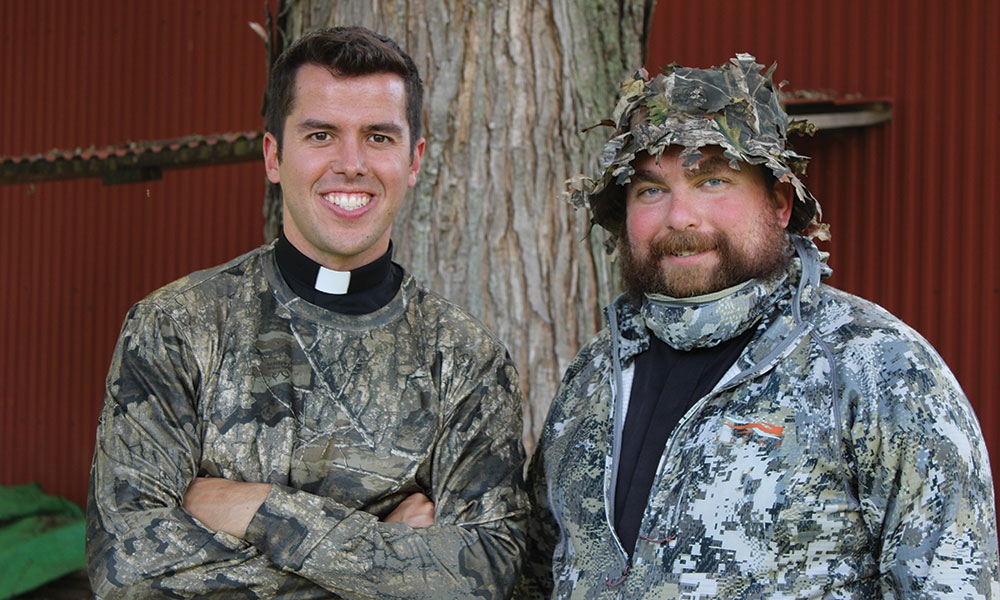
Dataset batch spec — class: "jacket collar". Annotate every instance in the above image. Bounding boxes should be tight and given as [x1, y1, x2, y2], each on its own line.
[606, 235, 830, 370]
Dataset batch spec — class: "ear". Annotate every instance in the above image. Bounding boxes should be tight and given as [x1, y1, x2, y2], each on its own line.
[772, 180, 794, 228]
[263, 132, 281, 184]
[407, 137, 426, 188]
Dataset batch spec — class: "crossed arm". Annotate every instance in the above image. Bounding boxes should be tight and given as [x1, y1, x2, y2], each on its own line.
[87, 301, 528, 599]
[182, 478, 435, 538]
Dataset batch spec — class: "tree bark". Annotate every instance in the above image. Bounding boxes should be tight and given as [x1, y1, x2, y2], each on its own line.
[268, 0, 654, 451]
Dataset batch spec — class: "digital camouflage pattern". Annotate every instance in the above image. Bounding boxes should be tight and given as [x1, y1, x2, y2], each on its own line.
[87, 243, 528, 599]
[567, 53, 827, 250]
[516, 237, 999, 599]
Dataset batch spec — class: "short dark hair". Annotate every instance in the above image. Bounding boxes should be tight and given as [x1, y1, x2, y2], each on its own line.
[264, 26, 424, 158]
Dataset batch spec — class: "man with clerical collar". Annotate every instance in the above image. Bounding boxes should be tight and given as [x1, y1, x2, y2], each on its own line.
[516, 55, 999, 598]
[88, 26, 527, 598]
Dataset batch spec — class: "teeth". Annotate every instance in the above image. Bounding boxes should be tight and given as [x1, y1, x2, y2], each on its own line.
[673, 251, 698, 257]
[323, 192, 370, 210]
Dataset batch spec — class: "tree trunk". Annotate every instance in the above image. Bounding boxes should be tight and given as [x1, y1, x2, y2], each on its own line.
[267, 0, 654, 451]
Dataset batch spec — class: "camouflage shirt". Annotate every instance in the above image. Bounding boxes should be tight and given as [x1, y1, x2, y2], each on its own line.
[517, 237, 999, 599]
[87, 243, 528, 599]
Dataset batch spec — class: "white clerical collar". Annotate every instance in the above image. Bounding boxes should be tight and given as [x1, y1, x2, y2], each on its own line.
[314, 267, 351, 295]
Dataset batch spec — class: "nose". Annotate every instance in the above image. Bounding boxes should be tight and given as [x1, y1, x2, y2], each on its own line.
[330, 138, 368, 178]
[662, 188, 700, 230]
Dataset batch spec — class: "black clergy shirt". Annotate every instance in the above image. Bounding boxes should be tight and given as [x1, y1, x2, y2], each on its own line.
[275, 231, 402, 315]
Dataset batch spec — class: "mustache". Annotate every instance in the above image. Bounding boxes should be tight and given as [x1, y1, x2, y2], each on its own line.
[649, 231, 720, 258]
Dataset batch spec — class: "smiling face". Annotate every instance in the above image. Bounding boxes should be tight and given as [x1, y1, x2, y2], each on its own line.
[621, 146, 793, 298]
[264, 64, 425, 271]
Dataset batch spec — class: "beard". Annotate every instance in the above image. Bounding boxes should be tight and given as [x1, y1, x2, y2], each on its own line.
[620, 217, 791, 298]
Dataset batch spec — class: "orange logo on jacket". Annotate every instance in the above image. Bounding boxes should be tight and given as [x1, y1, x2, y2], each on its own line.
[718, 419, 784, 448]
[726, 421, 784, 439]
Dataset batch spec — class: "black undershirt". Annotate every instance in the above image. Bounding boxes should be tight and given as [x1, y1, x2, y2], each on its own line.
[274, 231, 402, 315]
[614, 325, 755, 556]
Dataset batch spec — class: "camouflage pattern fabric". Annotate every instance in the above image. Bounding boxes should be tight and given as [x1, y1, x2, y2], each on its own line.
[516, 237, 999, 599]
[87, 243, 527, 599]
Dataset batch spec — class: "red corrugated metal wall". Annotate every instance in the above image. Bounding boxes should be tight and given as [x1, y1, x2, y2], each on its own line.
[3, 0, 998, 513]
[648, 0, 1000, 501]
[0, 1, 268, 506]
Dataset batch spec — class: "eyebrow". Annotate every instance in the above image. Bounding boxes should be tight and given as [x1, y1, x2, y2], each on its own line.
[629, 168, 664, 186]
[629, 155, 736, 184]
[295, 119, 406, 138]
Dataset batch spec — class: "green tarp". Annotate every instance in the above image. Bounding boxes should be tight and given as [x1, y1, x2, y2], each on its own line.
[0, 483, 86, 599]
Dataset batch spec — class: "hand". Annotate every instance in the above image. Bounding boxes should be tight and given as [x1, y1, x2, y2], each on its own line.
[182, 477, 272, 539]
[383, 492, 435, 528]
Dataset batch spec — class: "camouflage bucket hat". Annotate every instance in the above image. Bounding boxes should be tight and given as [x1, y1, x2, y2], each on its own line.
[568, 53, 827, 250]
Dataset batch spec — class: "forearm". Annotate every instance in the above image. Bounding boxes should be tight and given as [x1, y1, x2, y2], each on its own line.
[245, 484, 525, 600]
[87, 445, 329, 598]
[513, 448, 558, 600]
[87, 520, 300, 599]
[87, 305, 327, 598]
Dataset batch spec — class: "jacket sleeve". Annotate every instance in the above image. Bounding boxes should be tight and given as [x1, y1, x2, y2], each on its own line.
[512, 438, 559, 600]
[87, 303, 325, 598]
[513, 338, 610, 600]
[845, 331, 1000, 597]
[242, 336, 528, 600]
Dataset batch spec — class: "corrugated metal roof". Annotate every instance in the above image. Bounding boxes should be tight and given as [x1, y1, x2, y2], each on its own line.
[1, 131, 264, 185]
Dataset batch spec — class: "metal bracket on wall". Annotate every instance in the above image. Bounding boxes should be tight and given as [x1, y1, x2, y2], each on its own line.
[782, 94, 893, 131]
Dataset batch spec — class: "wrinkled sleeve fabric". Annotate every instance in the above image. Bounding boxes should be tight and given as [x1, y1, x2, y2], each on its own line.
[513, 342, 604, 600]
[87, 302, 324, 598]
[243, 318, 528, 599]
[513, 442, 559, 600]
[843, 328, 1000, 598]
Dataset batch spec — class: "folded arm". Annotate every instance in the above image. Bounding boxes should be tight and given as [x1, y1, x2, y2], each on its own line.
[237, 349, 529, 599]
[87, 304, 326, 598]
[182, 478, 435, 536]
[89, 303, 528, 599]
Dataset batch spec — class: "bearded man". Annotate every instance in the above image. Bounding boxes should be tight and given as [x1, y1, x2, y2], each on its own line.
[516, 55, 999, 599]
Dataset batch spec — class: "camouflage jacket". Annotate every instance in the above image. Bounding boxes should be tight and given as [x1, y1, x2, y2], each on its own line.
[517, 237, 999, 599]
[87, 243, 528, 599]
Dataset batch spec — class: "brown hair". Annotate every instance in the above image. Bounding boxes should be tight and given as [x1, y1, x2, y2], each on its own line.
[264, 26, 424, 158]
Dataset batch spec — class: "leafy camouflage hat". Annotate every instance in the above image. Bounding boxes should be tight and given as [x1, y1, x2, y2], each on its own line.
[568, 53, 828, 250]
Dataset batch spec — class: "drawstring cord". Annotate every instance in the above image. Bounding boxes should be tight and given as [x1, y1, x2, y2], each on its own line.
[605, 563, 631, 587]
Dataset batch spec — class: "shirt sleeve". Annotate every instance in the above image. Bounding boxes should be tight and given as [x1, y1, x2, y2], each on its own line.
[243, 336, 528, 599]
[87, 303, 327, 598]
[846, 334, 1000, 597]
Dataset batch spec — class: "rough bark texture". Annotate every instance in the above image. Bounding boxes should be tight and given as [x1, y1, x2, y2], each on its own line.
[267, 0, 653, 451]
